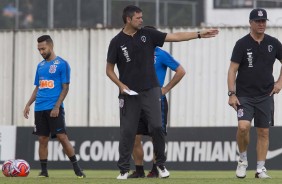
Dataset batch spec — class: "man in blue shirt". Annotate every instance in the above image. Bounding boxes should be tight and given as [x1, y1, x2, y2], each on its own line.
[128, 26, 186, 178]
[23, 35, 85, 178]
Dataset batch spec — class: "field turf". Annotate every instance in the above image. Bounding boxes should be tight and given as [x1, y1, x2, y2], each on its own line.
[1, 170, 282, 184]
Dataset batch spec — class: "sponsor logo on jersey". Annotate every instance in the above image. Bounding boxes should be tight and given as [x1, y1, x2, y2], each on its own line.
[49, 65, 57, 73]
[120, 45, 131, 62]
[53, 60, 60, 64]
[39, 80, 54, 89]
[247, 52, 253, 67]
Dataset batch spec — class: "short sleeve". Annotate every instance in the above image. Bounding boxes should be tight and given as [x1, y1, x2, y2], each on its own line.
[107, 39, 118, 64]
[61, 61, 71, 84]
[231, 41, 244, 64]
[34, 65, 39, 86]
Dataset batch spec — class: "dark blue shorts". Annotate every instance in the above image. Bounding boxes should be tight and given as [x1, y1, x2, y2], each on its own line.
[33, 107, 66, 138]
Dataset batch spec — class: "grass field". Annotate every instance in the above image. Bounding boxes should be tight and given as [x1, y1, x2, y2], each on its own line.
[1, 170, 281, 184]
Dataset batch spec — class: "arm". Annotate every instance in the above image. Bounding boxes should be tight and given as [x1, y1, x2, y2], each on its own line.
[270, 61, 282, 96]
[227, 61, 240, 110]
[106, 62, 129, 94]
[23, 86, 39, 119]
[50, 83, 69, 117]
[165, 29, 219, 42]
[162, 65, 186, 95]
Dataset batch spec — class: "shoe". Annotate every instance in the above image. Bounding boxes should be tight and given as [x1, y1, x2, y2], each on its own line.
[38, 171, 49, 177]
[156, 165, 169, 178]
[236, 160, 248, 178]
[117, 171, 129, 179]
[128, 171, 145, 178]
[255, 167, 271, 179]
[147, 170, 159, 178]
[75, 169, 86, 178]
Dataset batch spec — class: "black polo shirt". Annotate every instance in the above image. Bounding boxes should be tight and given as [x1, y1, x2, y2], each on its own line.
[231, 34, 282, 97]
[107, 28, 167, 92]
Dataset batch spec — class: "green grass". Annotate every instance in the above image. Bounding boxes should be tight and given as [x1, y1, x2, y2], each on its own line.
[1, 170, 282, 184]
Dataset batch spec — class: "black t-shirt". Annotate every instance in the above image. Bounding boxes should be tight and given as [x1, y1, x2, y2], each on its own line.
[231, 34, 282, 97]
[107, 28, 167, 92]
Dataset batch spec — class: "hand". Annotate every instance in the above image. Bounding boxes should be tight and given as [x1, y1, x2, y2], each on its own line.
[270, 81, 282, 96]
[23, 105, 30, 119]
[119, 84, 130, 94]
[50, 107, 60, 117]
[228, 95, 240, 111]
[199, 29, 219, 38]
[161, 87, 168, 95]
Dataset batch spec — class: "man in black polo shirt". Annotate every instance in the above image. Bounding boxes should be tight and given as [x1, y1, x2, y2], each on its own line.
[106, 5, 218, 179]
[228, 8, 282, 179]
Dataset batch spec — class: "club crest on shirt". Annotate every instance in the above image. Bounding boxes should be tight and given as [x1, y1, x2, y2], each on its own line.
[268, 45, 273, 52]
[49, 65, 57, 73]
[237, 108, 244, 118]
[141, 36, 146, 43]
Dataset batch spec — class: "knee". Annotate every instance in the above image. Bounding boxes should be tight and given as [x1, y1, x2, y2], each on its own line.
[257, 128, 269, 139]
[39, 136, 49, 147]
[238, 124, 250, 135]
[56, 133, 69, 143]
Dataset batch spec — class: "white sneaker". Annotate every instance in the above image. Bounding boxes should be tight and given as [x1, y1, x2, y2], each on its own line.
[157, 165, 169, 178]
[117, 171, 129, 179]
[236, 160, 248, 178]
[255, 167, 271, 179]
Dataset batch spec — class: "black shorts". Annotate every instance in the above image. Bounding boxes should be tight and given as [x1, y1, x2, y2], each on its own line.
[137, 95, 168, 136]
[237, 95, 274, 128]
[33, 107, 66, 138]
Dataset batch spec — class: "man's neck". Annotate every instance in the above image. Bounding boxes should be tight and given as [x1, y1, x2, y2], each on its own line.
[46, 54, 56, 61]
[250, 32, 264, 43]
[123, 26, 138, 37]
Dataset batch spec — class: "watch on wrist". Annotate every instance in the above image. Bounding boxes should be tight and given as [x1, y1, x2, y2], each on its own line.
[228, 91, 236, 96]
[197, 31, 201, 39]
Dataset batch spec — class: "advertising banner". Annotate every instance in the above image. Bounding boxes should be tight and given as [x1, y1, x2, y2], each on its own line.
[16, 127, 282, 170]
[0, 126, 16, 161]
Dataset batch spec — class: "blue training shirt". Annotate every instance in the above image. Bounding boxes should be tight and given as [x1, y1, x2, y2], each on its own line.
[34, 56, 71, 111]
[154, 47, 180, 87]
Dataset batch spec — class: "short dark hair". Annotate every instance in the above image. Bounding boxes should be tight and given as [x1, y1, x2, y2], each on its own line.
[122, 5, 142, 24]
[37, 35, 53, 44]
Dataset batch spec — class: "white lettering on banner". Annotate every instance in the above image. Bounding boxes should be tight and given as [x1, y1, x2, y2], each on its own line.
[33, 140, 237, 162]
[143, 141, 153, 162]
[0, 126, 16, 161]
[102, 141, 119, 161]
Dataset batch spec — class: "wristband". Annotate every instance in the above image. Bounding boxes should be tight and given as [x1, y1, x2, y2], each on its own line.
[197, 31, 201, 39]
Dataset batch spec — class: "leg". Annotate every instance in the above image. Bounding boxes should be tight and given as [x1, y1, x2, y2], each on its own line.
[38, 135, 49, 177]
[38, 136, 49, 160]
[117, 95, 140, 176]
[56, 133, 75, 157]
[132, 135, 144, 165]
[56, 133, 85, 178]
[235, 120, 251, 178]
[140, 87, 169, 178]
[256, 128, 269, 161]
[237, 120, 251, 155]
[128, 134, 145, 178]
